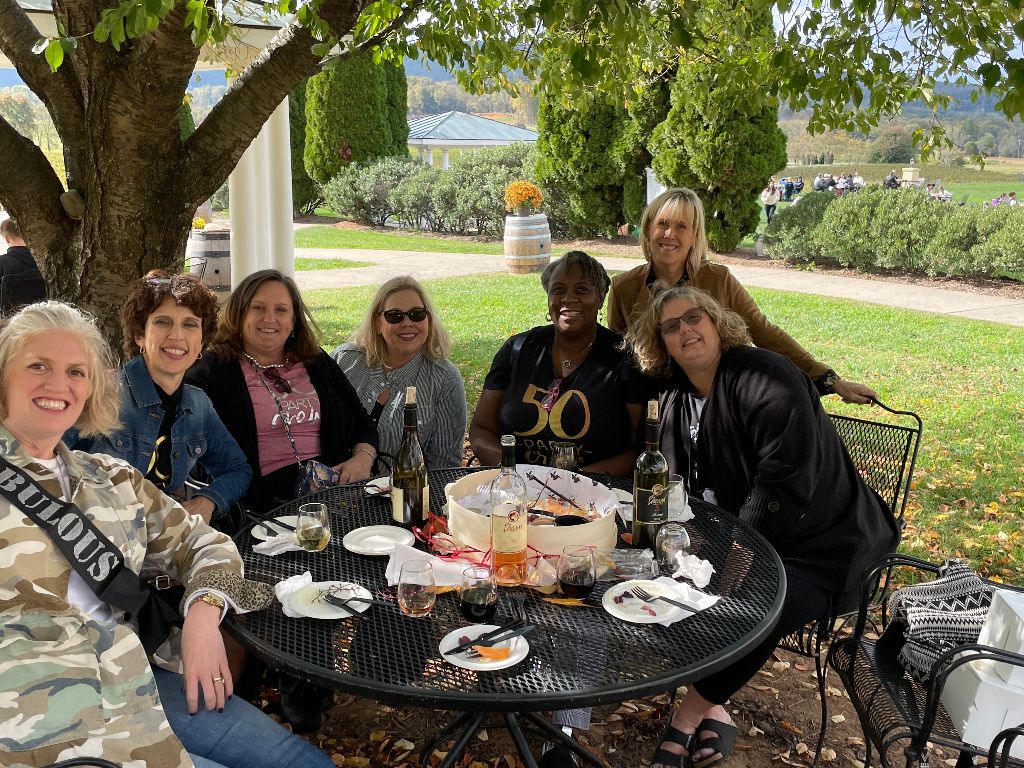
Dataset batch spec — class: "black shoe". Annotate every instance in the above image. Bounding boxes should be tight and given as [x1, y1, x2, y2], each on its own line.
[538, 742, 578, 768]
[278, 674, 322, 734]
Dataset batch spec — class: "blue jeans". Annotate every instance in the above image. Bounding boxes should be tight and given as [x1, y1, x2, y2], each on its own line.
[154, 666, 334, 768]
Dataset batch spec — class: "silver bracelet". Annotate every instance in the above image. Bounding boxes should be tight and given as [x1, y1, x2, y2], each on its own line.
[355, 447, 376, 461]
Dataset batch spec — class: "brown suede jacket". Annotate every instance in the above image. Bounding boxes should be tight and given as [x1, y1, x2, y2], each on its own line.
[606, 260, 829, 381]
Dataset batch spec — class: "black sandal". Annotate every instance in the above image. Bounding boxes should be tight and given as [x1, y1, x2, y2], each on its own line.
[691, 718, 738, 768]
[651, 722, 696, 768]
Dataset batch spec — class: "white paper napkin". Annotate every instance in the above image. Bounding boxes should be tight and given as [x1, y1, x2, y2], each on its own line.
[275, 571, 312, 617]
[671, 554, 715, 589]
[253, 532, 302, 556]
[652, 575, 720, 627]
[385, 542, 470, 587]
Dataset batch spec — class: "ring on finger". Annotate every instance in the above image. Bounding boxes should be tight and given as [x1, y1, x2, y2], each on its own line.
[213, 676, 225, 685]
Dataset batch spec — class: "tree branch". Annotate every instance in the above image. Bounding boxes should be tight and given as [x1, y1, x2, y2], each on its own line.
[0, 115, 68, 259]
[0, 0, 84, 126]
[351, 1, 424, 56]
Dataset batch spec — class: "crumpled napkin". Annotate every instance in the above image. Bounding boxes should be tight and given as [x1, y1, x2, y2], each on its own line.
[652, 575, 720, 627]
[275, 571, 312, 617]
[253, 532, 302, 556]
[385, 542, 470, 587]
[671, 554, 716, 589]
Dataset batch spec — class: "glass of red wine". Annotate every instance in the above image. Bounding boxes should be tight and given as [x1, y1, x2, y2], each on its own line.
[557, 545, 597, 599]
[459, 566, 498, 622]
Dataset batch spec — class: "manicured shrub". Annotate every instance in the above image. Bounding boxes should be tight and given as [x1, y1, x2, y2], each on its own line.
[812, 187, 887, 268]
[868, 189, 943, 271]
[923, 205, 983, 276]
[761, 191, 836, 265]
[322, 156, 421, 225]
[970, 206, 1024, 278]
[390, 165, 441, 229]
[289, 79, 322, 216]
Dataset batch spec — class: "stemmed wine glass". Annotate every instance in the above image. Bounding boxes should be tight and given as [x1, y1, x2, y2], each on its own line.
[557, 545, 597, 599]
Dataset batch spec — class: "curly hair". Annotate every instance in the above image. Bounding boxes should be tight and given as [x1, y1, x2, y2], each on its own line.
[350, 275, 451, 368]
[210, 269, 323, 363]
[627, 285, 752, 378]
[120, 270, 219, 358]
[0, 301, 120, 436]
[639, 188, 709, 278]
[540, 251, 611, 297]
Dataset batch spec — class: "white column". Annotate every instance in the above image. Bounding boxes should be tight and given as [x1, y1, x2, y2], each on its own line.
[646, 167, 666, 204]
[228, 131, 262, 287]
[266, 99, 294, 277]
[425, 147, 434, 166]
[441, 148, 450, 169]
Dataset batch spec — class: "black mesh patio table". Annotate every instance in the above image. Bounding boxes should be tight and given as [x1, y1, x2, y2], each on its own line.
[226, 467, 785, 767]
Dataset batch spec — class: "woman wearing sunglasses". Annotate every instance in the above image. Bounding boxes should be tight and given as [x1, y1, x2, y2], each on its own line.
[627, 286, 898, 768]
[68, 270, 251, 528]
[186, 270, 378, 518]
[607, 187, 875, 404]
[470, 251, 643, 476]
[332, 276, 466, 467]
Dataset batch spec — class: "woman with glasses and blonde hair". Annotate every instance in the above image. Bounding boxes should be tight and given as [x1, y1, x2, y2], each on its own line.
[627, 286, 898, 768]
[70, 270, 250, 526]
[607, 187, 875, 404]
[332, 275, 466, 467]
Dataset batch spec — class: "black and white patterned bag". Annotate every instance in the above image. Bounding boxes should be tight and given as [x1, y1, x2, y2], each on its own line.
[887, 559, 995, 682]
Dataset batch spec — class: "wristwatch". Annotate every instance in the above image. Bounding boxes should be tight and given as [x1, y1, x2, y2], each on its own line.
[816, 369, 840, 395]
[197, 592, 225, 610]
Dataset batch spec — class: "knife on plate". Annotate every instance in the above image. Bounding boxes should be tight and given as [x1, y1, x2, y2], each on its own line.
[447, 620, 526, 655]
[448, 624, 534, 656]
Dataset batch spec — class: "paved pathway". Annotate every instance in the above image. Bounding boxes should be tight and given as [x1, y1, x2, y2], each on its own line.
[292, 247, 1024, 327]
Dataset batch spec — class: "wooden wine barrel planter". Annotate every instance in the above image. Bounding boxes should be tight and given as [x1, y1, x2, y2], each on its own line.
[189, 228, 231, 301]
[503, 213, 551, 274]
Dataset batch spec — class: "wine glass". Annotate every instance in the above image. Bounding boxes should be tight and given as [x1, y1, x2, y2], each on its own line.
[296, 503, 331, 552]
[656, 522, 691, 576]
[551, 442, 578, 471]
[557, 545, 597, 599]
[459, 566, 498, 622]
[398, 561, 436, 617]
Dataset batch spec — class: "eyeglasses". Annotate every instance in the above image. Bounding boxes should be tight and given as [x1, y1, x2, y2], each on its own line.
[658, 308, 707, 336]
[541, 378, 563, 412]
[381, 307, 429, 324]
[146, 275, 194, 300]
[262, 367, 292, 394]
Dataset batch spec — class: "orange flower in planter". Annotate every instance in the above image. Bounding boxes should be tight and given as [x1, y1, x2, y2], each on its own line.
[504, 180, 544, 214]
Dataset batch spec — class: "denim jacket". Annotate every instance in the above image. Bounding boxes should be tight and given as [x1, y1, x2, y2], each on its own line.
[69, 356, 252, 516]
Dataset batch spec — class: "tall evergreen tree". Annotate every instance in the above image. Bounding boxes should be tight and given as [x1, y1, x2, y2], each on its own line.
[383, 62, 410, 157]
[289, 80, 320, 215]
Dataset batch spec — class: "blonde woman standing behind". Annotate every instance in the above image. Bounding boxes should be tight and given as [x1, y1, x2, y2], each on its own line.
[332, 276, 466, 468]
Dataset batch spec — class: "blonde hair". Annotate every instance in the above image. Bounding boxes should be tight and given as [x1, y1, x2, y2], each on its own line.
[351, 276, 451, 367]
[627, 285, 752, 378]
[639, 187, 709, 279]
[0, 301, 120, 436]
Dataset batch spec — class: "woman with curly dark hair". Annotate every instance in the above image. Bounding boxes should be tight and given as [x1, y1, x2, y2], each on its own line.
[70, 270, 251, 526]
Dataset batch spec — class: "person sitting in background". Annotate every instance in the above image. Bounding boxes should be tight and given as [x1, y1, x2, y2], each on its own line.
[333, 275, 466, 468]
[883, 169, 900, 189]
[70, 270, 251, 527]
[0, 301, 333, 768]
[852, 171, 866, 189]
[470, 250, 642, 476]
[793, 176, 805, 194]
[606, 187, 876, 404]
[627, 286, 900, 768]
[0, 216, 46, 314]
[1009, 191, 1018, 206]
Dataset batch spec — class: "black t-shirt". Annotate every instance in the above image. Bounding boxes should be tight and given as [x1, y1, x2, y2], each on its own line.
[146, 384, 181, 490]
[482, 325, 644, 467]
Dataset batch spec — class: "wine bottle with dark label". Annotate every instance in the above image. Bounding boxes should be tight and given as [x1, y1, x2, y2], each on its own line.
[489, 435, 528, 585]
[391, 386, 428, 530]
[632, 399, 669, 549]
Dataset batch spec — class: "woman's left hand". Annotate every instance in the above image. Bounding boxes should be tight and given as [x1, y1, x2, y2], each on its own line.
[336, 444, 375, 483]
[181, 496, 216, 524]
[833, 378, 877, 405]
[180, 599, 231, 714]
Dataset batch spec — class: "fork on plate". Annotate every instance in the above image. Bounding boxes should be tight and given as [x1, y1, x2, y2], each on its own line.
[628, 585, 696, 613]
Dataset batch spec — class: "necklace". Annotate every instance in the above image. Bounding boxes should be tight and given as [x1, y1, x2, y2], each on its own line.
[554, 339, 595, 371]
[243, 352, 288, 369]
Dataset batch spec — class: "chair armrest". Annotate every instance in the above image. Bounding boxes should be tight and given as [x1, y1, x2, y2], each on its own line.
[989, 725, 1024, 768]
[849, 554, 942, 640]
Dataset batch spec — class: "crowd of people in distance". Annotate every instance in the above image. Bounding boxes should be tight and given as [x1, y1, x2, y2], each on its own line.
[1, 187, 896, 768]
[811, 171, 866, 195]
[990, 191, 1019, 206]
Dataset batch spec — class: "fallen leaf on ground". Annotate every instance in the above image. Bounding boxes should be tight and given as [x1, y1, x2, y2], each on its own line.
[772, 661, 792, 672]
[370, 730, 386, 741]
[830, 715, 846, 724]
[796, 742, 810, 754]
[749, 726, 765, 736]
[819, 747, 837, 762]
[394, 738, 415, 750]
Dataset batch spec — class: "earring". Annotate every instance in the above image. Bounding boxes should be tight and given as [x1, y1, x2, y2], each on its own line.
[196, 351, 203, 360]
[545, 313, 552, 322]
[139, 345, 145, 355]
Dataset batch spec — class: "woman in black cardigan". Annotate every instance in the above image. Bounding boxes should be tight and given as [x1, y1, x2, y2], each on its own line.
[627, 285, 899, 768]
[187, 269, 378, 516]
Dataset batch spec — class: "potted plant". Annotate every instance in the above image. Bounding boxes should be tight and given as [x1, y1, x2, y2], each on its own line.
[502, 180, 551, 273]
[504, 180, 544, 217]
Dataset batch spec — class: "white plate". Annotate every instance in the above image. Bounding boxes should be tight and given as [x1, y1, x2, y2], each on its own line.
[343, 525, 415, 556]
[602, 579, 684, 624]
[287, 581, 373, 620]
[250, 516, 299, 541]
[364, 476, 391, 496]
[613, 488, 633, 505]
[439, 624, 530, 671]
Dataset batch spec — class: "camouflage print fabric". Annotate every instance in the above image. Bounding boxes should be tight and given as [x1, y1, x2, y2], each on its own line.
[0, 427, 260, 768]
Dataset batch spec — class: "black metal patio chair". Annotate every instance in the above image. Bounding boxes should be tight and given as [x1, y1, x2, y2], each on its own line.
[43, 760, 121, 768]
[777, 398, 922, 764]
[989, 725, 1024, 768]
[827, 554, 1024, 768]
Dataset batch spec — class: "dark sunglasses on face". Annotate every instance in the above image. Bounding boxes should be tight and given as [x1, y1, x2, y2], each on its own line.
[658, 308, 707, 336]
[381, 307, 429, 324]
[263, 367, 292, 394]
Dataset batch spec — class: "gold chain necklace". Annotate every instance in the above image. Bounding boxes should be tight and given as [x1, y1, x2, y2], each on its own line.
[554, 340, 594, 371]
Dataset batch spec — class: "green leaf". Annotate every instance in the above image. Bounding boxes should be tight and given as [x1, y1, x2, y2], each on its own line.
[144, 0, 162, 15]
[59, 36, 77, 53]
[93, 20, 110, 43]
[43, 38, 64, 71]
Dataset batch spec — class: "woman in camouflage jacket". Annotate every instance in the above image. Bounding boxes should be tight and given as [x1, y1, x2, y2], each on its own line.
[0, 302, 333, 768]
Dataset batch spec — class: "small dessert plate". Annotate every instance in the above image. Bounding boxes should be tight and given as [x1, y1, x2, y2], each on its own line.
[439, 624, 530, 671]
[364, 476, 391, 496]
[342, 525, 415, 556]
[250, 516, 299, 541]
[288, 581, 373, 620]
[602, 579, 684, 624]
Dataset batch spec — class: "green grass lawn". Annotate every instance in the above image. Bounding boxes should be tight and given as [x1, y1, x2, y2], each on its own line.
[310, 274, 1024, 581]
[294, 256, 371, 270]
[296, 225, 507, 254]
